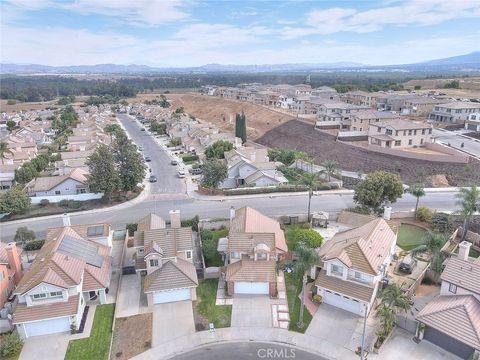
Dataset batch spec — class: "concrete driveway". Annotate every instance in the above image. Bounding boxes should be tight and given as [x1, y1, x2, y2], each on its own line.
[116, 274, 147, 318]
[231, 295, 272, 328]
[19, 332, 70, 360]
[152, 300, 195, 347]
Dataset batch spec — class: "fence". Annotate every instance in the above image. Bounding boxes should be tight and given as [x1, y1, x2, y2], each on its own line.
[30, 192, 104, 204]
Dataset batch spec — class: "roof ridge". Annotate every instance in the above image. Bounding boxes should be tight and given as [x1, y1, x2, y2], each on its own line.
[348, 241, 376, 274]
[462, 296, 480, 344]
[170, 258, 198, 284]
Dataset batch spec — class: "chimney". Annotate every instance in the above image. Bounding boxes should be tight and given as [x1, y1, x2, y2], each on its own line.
[6, 243, 22, 284]
[169, 210, 181, 229]
[62, 213, 71, 227]
[458, 241, 472, 261]
[230, 206, 236, 222]
[383, 206, 392, 220]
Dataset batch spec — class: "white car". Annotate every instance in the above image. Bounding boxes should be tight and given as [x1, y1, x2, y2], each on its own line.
[177, 170, 186, 178]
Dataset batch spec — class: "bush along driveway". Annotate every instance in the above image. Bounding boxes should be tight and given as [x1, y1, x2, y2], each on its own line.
[194, 279, 231, 330]
[64, 304, 115, 360]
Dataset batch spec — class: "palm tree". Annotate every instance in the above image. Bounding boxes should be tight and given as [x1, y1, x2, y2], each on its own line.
[321, 159, 338, 182]
[0, 142, 12, 164]
[455, 186, 479, 241]
[381, 283, 411, 313]
[287, 242, 319, 328]
[407, 184, 426, 220]
[411, 231, 448, 276]
[376, 305, 396, 342]
[300, 172, 320, 222]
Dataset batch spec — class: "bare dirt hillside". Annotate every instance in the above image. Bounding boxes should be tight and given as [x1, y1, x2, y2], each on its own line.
[404, 77, 480, 95]
[257, 120, 480, 186]
[167, 93, 295, 139]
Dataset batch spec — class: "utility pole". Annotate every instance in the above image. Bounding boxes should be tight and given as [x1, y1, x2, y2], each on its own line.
[360, 304, 368, 359]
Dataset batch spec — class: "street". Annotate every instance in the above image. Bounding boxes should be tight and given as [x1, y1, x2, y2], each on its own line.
[432, 128, 480, 158]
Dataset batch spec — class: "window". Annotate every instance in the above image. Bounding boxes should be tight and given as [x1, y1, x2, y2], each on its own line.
[429, 128, 432, 134]
[149, 259, 159, 267]
[403, 130, 406, 136]
[448, 283, 457, 294]
[231, 252, 240, 259]
[32, 293, 47, 301]
[422, 129, 426, 135]
[186, 251, 192, 259]
[420, 139, 424, 145]
[50, 291, 62, 298]
[257, 252, 267, 260]
[386, 129, 393, 135]
[354, 272, 362, 280]
[55, 191, 61, 195]
[408, 130, 412, 135]
[0, 271, 4, 281]
[331, 264, 343, 276]
[408, 139, 413, 145]
[377, 127, 381, 133]
[414, 130, 417, 135]
[394, 140, 401, 146]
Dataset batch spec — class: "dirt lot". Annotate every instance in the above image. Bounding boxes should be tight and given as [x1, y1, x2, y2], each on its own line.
[111, 313, 152, 360]
[257, 120, 480, 186]
[167, 93, 295, 139]
[0, 99, 59, 112]
[404, 76, 480, 95]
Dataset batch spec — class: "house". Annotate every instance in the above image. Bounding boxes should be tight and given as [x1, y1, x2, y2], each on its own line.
[24, 168, 90, 198]
[224, 207, 288, 296]
[222, 147, 287, 189]
[0, 164, 20, 191]
[133, 211, 199, 305]
[0, 242, 22, 309]
[311, 218, 397, 316]
[348, 110, 400, 132]
[316, 102, 370, 129]
[429, 102, 480, 124]
[368, 119, 432, 149]
[465, 113, 480, 132]
[343, 91, 385, 107]
[54, 157, 89, 176]
[401, 97, 443, 117]
[416, 241, 480, 359]
[12, 217, 112, 338]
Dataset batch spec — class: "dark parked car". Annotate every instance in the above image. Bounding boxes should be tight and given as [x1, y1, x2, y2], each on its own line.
[145, 156, 151, 162]
[399, 254, 417, 274]
[149, 175, 157, 183]
[189, 168, 203, 175]
[141, 128, 146, 131]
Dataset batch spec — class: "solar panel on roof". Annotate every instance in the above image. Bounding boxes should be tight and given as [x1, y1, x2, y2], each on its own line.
[58, 235, 104, 268]
[87, 225, 104, 237]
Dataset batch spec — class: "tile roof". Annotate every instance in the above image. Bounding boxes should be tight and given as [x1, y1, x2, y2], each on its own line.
[376, 118, 431, 130]
[0, 242, 9, 264]
[437, 102, 480, 109]
[137, 213, 166, 232]
[144, 258, 198, 292]
[441, 257, 480, 295]
[226, 259, 276, 283]
[25, 168, 88, 192]
[318, 218, 396, 275]
[337, 211, 399, 233]
[315, 270, 374, 302]
[230, 207, 288, 253]
[417, 295, 480, 350]
[13, 294, 80, 324]
[143, 227, 194, 258]
[227, 233, 276, 253]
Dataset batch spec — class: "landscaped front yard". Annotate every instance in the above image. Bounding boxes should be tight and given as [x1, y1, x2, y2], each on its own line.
[64, 304, 115, 360]
[111, 313, 152, 360]
[285, 273, 312, 333]
[396, 223, 427, 251]
[194, 279, 231, 330]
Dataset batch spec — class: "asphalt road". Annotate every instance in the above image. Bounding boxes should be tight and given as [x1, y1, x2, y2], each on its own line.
[171, 342, 326, 360]
[432, 128, 480, 158]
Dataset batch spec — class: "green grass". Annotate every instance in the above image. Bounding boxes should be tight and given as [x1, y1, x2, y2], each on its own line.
[196, 279, 231, 328]
[396, 224, 427, 251]
[65, 304, 115, 360]
[203, 229, 228, 267]
[285, 273, 312, 333]
[470, 248, 480, 258]
[284, 224, 302, 251]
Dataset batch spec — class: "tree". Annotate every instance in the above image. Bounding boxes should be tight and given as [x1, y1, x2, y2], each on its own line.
[205, 140, 234, 159]
[381, 283, 411, 313]
[353, 171, 404, 214]
[429, 212, 454, 234]
[14, 163, 38, 184]
[104, 123, 122, 136]
[6, 120, 16, 132]
[267, 148, 303, 166]
[149, 121, 167, 135]
[300, 172, 320, 222]
[201, 160, 228, 189]
[14, 226, 36, 262]
[407, 184, 426, 220]
[112, 132, 146, 192]
[455, 185, 479, 241]
[286, 242, 319, 328]
[235, 112, 247, 144]
[411, 231, 448, 276]
[321, 160, 338, 182]
[287, 227, 323, 250]
[0, 187, 31, 214]
[86, 145, 120, 200]
[0, 142, 12, 164]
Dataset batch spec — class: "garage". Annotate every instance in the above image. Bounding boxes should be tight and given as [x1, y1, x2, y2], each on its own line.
[153, 288, 191, 304]
[322, 290, 362, 315]
[234, 282, 269, 295]
[23, 316, 71, 337]
[424, 326, 474, 359]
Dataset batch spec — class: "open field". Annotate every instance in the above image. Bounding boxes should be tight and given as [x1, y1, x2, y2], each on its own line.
[404, 76, 480, 94]
[0, 99, 59, 112]
[257, 120, 480, 186]
[167, 93, 295, 139]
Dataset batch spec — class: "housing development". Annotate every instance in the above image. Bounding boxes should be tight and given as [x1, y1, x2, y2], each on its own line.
[1, 1, 480, 360]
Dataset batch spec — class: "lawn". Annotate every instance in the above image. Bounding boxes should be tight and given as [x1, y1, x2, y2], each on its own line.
[194, 279, 231, 329]
[285, 272, 312, 333]
[65, 304, 115, 360]
[470, 248, 480, 258]
[202, 228, 228, 267]
[396, 224, 427, 251]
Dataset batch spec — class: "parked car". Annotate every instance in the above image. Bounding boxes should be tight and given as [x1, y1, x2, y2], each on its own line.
[138, 146, 144, 151]
[149, 175, 157, 183]
[145, 156, 151, 162]
[189, 168, 203, 175]
[141, 128, 146, 131]
[177, 170, 186, 178]
[399, 254, 417, 274]
[171, 159, 178, 165]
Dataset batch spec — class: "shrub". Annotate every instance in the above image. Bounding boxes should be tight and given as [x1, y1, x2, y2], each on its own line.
[288, 228, 324, 249]
[200, 229, 213, 241]
[430, 212, 454, 234]
[67, 200, 82, 209]
[416, 206, 434, 223]
[6, 99, 17, 105]
[224, 184, 338, 196]
[59, 199, 69, 208]
[39, 199, 50, 207]
[182, 215, 199, 231]
[181, 154, 199, 163]
[301, 222, 311, 229]
[345, 206, 371, 215]
[312, 294, 323, 304]
[126, 223, 138, 236]
[202, 237, 217, 262]
[0, 332, 23, 358]
[24, 240, 45, 251]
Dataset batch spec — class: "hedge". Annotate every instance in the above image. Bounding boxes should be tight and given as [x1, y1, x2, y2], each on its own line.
[223, 183, 339, 196]
[24, 240, 45, 251]
[181, 154, 199, 163]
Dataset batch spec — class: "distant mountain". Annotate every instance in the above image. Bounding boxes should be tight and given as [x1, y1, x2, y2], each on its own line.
[1, 52, 479, 74]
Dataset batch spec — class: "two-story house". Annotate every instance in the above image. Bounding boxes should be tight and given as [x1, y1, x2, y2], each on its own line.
[12, 218, 112, 338]
[429, 102, 480, 124]
[348, 110, 400, 132]
[311, 218, 396, 316]
[224, 207, 288, 297]
[133, 211, 199, 305]
[368, 119, 432, 149]
[0, 242, 22, 309]
[416, 241, 480, 359]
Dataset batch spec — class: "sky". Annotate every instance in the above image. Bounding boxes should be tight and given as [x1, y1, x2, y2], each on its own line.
[1, 0, 480, 67]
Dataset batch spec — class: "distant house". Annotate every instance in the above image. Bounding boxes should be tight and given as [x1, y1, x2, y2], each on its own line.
[368, 119, 432, 149]
[25, 168, 90, 198]
[429, 102, 480, 124]
[224, 207, 288, 296]
[12, 218, 112, 338]
[0, 242, 23, 309]
[465, 113, 480, 132]
[315, 101, 370, 129]
[416, 241, 480, 359]
[311, 218, 397, 316]
[348, 110, 400, 132]
[0, 164, 20, 192]
[133, 211, 199, 305]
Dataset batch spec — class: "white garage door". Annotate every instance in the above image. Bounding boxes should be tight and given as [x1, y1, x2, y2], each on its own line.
[153, 288, 191, 304]
[235, 282, 269, 295]
[24, 317, 71, 337]
[323, 290, 362, 315]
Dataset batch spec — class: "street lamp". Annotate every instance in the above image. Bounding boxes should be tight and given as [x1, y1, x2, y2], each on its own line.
[360, 303, 368, 360]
